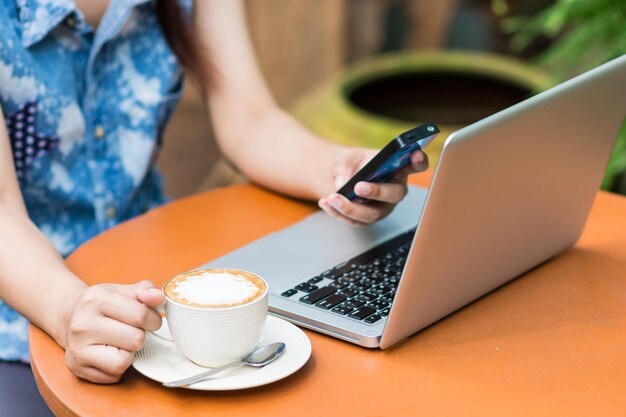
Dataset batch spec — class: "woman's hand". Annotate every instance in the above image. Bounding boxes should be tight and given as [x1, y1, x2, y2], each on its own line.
[318, 147, 429, 226]
[64, 281, 165, 383]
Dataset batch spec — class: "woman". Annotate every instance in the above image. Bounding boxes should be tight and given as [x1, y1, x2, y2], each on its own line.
[0, 0, 428, 411]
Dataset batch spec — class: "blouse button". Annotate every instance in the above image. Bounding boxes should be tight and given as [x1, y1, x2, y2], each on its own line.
[66, 16, 77, 28]
[106, 206, 116, 219]
[94, 126, 106, 139]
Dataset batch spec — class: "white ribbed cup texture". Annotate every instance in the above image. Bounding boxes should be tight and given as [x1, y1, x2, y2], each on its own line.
[163, 273, 268, 368]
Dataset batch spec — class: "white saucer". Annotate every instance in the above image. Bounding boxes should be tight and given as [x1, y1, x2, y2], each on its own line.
[132, 315, 312, 390]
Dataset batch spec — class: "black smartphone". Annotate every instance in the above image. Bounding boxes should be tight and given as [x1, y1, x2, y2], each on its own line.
[336, 122, 439, 203]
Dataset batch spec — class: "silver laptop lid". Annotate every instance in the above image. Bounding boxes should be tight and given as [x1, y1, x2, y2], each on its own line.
[381, 55, 626, 348]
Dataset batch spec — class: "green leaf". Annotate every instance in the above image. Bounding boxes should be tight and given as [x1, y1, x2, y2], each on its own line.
[502, 0, 626, 193]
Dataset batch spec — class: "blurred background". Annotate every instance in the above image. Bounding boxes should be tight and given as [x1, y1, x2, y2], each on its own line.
[158, 0, 626, 199]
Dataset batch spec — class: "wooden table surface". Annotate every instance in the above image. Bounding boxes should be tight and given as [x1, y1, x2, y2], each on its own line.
[30, 179, 626, 416]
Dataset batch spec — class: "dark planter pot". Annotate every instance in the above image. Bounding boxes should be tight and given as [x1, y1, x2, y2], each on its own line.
[291, 51, 552, 166]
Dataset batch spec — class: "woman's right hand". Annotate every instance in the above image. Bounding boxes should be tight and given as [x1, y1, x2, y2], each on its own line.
[64, 280, 165, 383]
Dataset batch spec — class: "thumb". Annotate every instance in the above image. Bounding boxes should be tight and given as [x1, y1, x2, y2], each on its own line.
[331, 148, 378, 189]
[334, 174, 350, 189]
[331, 156, 359, 189]
[134, 281, 165, 308]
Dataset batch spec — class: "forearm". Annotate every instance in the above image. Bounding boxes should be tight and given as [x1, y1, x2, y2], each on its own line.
[211, 104, 344, 200]
[194, 0, 347, 200]
[0, 203, 85, 349]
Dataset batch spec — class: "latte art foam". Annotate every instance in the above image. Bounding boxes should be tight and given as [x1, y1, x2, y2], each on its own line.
[165, 269, 265, 308]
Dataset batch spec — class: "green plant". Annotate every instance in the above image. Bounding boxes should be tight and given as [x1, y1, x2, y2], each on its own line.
[495, 0, 626, 192]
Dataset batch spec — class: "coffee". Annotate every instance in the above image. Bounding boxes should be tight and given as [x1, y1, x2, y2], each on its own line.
[164, 268, 266, 308]
[159, 267, 269, 367]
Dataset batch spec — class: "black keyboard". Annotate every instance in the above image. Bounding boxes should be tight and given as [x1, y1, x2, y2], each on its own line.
[280, 229, 415, 324]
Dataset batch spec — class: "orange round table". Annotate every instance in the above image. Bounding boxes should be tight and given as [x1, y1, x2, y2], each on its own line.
[30, 182, 626, 416]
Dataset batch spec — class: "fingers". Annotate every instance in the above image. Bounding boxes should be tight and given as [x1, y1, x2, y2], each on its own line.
[334, 174, 350, 190]
[341, 149, 427, 207]
[80, 286, 162, 331]
[135, 287, 166, 309]
[321, 165, 413, 224]
[65, 281, 164, 383]
[330, 147, 375, 188]
[386, 150, 430, 180]
[319, 194, 395, 226]
[70, 316, 148, 352]
[410, 150, 429, 172]
[69, 364, 121, 385]
[354, 181, 408, 204]
[319, 197, 369, 227]
[66, 344, 134, 384]
[114, 280, 156, 299]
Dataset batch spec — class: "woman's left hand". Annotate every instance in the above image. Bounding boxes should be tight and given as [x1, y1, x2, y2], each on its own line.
[318, 147, 429, 226]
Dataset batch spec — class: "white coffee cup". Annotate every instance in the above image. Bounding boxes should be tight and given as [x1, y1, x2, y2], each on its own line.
[156, 268, 268, 368]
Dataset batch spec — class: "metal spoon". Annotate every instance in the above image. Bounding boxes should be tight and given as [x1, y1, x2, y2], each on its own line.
[163, 342, 286, 388]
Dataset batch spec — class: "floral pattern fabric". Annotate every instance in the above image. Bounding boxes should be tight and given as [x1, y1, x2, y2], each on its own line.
[0, 0, 187, 362]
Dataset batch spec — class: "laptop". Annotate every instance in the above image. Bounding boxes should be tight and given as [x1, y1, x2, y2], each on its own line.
[202, 54, 626, 349]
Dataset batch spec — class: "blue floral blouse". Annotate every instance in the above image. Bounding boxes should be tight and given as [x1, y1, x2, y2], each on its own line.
[0, 0, 187, 362]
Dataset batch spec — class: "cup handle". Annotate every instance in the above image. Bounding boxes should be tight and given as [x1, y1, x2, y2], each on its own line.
[145, 303, 176, 347]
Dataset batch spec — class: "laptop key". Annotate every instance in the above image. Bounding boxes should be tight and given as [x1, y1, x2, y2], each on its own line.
[342, 272, 361, 283]
[361, 276, 384, 286]
[359, 265, 374, 274]
[338, 287, 359, 298]
[307, 276, 323, 284]
[321, 269, 343, 280]
[361, 291, 379, 301]
[331, 304, 354, 315]
[299, 286, 336, 304]
[370, 299, 389, 310]
[315, 294, 346, 310]
[335, 262, 358, 274]
[344, 299, 365, 309]
[385, 278, 400, 288]
[353, 295, 370, 305]
[281, 289, 298, 298]
[348, 306, 377, 320]
[364, 314, 382, 324]
[383, 266, 398, 274]
[295, 282, 319, 293]
[373, 285, 392, 295]
[329, 280, 349, 290]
